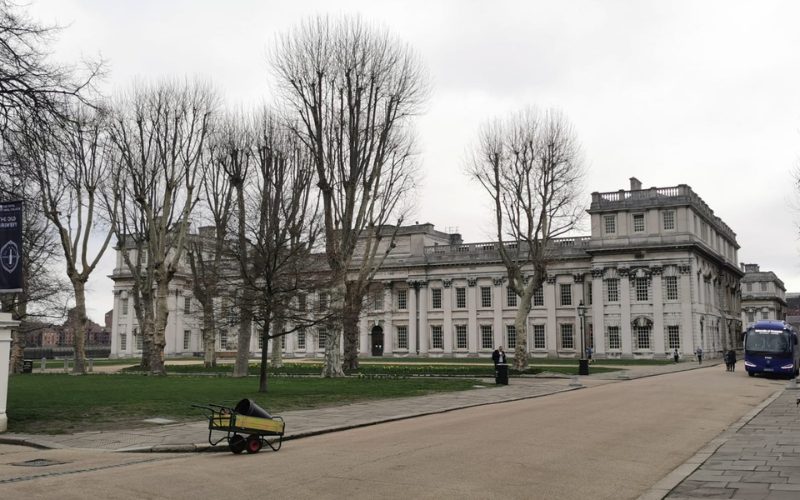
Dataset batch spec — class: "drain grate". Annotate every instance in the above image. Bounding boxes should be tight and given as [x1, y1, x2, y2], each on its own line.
[11, 459, 68, 467]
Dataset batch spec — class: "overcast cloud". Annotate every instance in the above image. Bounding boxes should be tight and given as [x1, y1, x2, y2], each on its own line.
[26, 0, 800, 322]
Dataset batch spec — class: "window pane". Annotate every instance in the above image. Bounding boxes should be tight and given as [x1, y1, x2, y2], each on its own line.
[398, 290, 407, 310]
[533, 324, 546, 349]
[481, 287, 492, 308]
[455, 325, 468, 349]
[560, 324, 574, 349]
[560, 284, 572, 306]
[431, 325, 443, 349]
[533, 287, 544, 307]
[397, 326, 408, 349]
[456, 288, 466, 308]
[506, 325, 516, 349]
[604, 215, 616, 234]
[432, 288, 442, 309]
[608, 326, 621, 350]
[667, 326, 680, 349]
[481, 325, 493, 349]
[663, 210, 675, 230]
[606, 279, 619, 302]
[633, 214, 645, 232]
[507, 287, 517, 307]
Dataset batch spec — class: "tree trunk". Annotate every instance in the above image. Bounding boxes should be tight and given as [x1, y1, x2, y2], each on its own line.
[151, 278, 169, 375]
[512, 288, 535, 371]
[258, 312, 272, 393]
[342, 282, 363, 372]
[202, 301, 217, 368]
[271, 317, 284, 369]
[71, 279, 88, 374]
[233, 291, 253, 377]
[322, 327, 344, 378]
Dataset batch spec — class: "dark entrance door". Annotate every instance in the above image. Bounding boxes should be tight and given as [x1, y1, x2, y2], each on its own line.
[371, 326, 384, 356]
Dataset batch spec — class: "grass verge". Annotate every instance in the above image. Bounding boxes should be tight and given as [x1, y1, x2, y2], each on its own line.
[6, 374, 482, 434]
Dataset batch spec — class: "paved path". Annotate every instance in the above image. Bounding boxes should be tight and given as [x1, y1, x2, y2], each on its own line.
[7, 359, 800, 500]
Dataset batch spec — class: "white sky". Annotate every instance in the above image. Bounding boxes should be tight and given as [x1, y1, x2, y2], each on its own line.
[26, 0, 800, 323]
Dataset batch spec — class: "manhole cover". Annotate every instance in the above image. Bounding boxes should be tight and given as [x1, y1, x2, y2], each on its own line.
[11, 459, 67, 467]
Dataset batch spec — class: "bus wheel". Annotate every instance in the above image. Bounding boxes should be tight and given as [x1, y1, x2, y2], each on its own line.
[748, 372, 754, 377]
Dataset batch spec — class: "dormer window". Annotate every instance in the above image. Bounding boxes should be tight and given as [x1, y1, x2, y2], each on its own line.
[604, 215, 616, 234]
[633, 214, 645, 233]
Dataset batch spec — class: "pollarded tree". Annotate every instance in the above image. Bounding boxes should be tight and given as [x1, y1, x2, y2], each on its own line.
[271, 15, 427, 375]
[108, 79, 218, 375]
[20, 104, 116, 374]
[467, 108, 585, 370]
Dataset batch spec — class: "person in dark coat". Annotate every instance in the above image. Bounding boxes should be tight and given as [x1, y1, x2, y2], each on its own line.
[728, 349, 737, 372]
[673, 348, 680, 363]
[492, 346, 507, 366]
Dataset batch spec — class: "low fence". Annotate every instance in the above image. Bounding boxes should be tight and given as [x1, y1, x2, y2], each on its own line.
[23, 346, 111, 359]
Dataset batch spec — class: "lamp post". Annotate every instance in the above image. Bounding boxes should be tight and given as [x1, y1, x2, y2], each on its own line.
[578, 301, 589, 376]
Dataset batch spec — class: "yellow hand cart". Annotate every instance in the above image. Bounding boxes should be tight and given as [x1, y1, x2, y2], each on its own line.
[194, 403, 285, 454]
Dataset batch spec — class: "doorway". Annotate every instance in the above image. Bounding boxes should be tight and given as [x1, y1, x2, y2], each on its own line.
[371, 326, 384, 356]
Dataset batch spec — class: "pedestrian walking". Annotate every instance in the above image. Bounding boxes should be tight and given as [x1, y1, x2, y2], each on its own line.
[728, 349, 736, 372]
[586, 346, 593, 364]
[695, 346, 703, 364]
[723, 350, 731, 371]
[673, 348, 680, 363]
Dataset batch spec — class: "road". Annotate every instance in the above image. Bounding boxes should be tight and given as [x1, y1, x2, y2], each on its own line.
[0, 366, 784, 499]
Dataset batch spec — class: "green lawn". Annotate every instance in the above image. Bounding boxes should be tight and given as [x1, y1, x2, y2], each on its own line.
[6, 374, 482, 434]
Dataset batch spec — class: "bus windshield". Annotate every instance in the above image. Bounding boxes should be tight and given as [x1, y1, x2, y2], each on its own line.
[745, 329, 792, 354]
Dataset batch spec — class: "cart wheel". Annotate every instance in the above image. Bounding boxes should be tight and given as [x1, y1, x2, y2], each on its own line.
[246, 435, 263, 454]
[229, 434, 246, 454]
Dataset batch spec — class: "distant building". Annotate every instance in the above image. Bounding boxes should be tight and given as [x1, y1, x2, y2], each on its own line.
[740, 264, 786, 328]
[109, 178, 743, 360]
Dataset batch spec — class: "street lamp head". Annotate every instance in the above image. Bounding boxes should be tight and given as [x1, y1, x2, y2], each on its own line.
[578, 300, 586, 318]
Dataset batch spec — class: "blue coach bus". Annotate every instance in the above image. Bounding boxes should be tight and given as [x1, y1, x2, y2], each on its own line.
[743, 320, 800, 377]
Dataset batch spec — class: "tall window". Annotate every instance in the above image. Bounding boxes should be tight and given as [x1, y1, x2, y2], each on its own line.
[480, 325, 493, 349]
[559, 284, 572, 306]
[533, 287, 544, 307]
[431, 325, 443, 349]
[455, 287, 466, 308]
[745, 282, 752, 292]
[183, 330, 191, 350]
[397, 325, 408, 349]
[762, 310, 769, 320]
[372, 290, 383, 311]
[506, 325, 516, 349]
[560, 324, 574, 349]
[760, 282, 767, 292]
[397, 289, 408, 310]
[220, 330, 228, 350]
[135, 329, 143, 350]
[747, 311, 755, 323]
[507, 287, 517, 307]
[635, 278, 650, 301]
[297, 328, 306, 350]
[318, 292, 328, 312]
[184, 297, 191, 314]
[605, 279, 619, 302]
[607, 326, 621, 350]
[455, 325, 468, 349]
[431, 288, 442, 309]
[533, 324, 546, 349]
[667, 326, 680, 349]
[318, 328, 327, 349]
[480, 286, 492, 308]
[258, 331, 264, 349]
[604, 215, 616, 234]
[635, 325, 651, 350]
[281, 335, 286, 350]
[662, 210, 675, 230]
[121, 297, 129, 317]
[633, 213, 645, 232]
[664, 276, 679, 301]
[297, 293, 307, 312]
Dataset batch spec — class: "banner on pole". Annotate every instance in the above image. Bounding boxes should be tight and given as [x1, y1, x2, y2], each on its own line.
[0, 201, 23, 293]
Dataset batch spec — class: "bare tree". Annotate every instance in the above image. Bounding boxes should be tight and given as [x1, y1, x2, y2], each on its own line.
[467, 108, 585, 370]
[272, 15, 427, 375]
[108, 79, 217, 375]
[186, 137, 235, 368]
[232, 110, 323, 391]
[0, 1, 102, 135]
[17, 104, 116, 374]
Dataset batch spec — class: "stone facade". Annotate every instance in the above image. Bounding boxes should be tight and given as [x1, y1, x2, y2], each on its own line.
[740, 263, 786, 327]
[109, 178, 743, 360]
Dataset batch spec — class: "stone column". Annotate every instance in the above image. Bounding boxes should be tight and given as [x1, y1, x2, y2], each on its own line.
[591, 269, 604, 355]
[418, 281, 429, 355]
[408, 281, 417, 354]
[442, 279, 453, 353]
[651, 267, 665, 356]
[493, 277, 505, 348]
[110, 290, 121, 357]
[0, 312, 21, 432]
[620, 269, 633, 355]
[680, 264, 694, 354]
[545, 275, 557, 355]
[467, 277, 478, 354]
[359, 315, 369, 356]
[383, 282, 393, 354]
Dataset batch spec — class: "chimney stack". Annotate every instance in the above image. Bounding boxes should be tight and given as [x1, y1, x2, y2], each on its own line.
[629, 177, 642, 191]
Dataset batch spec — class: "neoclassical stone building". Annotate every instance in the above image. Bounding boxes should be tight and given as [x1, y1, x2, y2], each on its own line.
[740, 263, 786, 327]
[109, 178, 743, 360]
